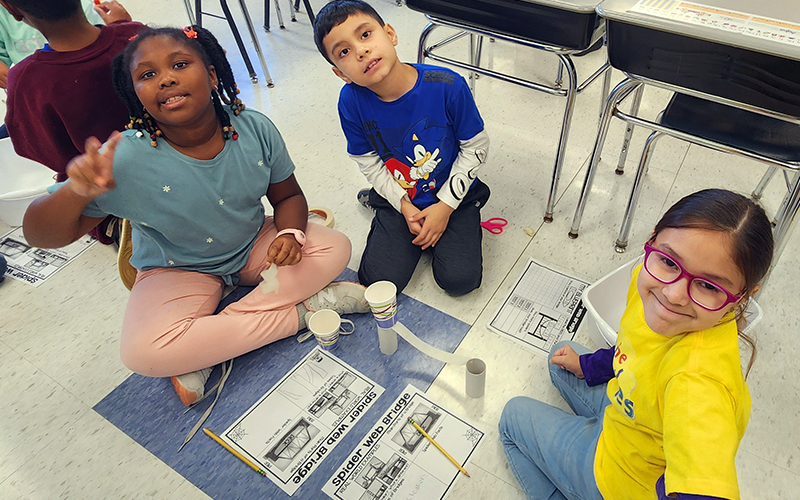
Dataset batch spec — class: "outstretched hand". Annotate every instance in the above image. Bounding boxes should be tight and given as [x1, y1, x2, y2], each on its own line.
[66, 132, 122, 199]
[550, 344, 584, 378]
[94, 1, 133, 24]
[267, 234, 302, 266]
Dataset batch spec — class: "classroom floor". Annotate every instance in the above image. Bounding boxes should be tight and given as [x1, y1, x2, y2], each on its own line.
[1, 1, 798, 498]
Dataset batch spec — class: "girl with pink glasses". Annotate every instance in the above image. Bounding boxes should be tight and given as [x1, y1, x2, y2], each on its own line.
[500, 188, 774, 500]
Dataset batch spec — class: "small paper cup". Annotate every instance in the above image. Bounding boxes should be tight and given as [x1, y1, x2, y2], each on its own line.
[364, 281, 398, 329]
[308, 310, 344, 351]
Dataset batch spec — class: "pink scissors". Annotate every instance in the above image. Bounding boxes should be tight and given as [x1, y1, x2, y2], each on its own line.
[480, 217, 508, 234]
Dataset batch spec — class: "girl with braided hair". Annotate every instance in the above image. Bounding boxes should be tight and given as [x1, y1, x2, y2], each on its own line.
[23, 25, 369, 406]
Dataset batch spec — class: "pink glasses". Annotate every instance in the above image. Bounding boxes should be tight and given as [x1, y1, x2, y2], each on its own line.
[643, 243, 743, 311]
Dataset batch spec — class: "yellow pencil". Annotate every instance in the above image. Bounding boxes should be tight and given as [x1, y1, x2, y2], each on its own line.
[408, 417, 470, 477]
[203, 428, 267, 477]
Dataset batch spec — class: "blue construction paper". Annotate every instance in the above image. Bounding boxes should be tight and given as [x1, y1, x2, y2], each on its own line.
[94, 269, 471, 499]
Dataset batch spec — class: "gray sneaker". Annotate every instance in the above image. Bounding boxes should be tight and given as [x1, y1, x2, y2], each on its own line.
[304, 281, 370, 315]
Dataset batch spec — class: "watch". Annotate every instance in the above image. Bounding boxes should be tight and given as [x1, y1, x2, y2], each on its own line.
[275, 228, 306, 248]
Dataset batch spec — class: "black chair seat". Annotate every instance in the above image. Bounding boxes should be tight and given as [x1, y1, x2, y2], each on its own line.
[661, 93, 800, 163]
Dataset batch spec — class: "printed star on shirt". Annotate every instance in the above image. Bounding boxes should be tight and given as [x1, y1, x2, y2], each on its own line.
[258, 160, 264, 166]
[168, 260, 175, 266]
[163, 185, 171, 192]
[219, 199, 225, 205]
[206, 237, 213, 243]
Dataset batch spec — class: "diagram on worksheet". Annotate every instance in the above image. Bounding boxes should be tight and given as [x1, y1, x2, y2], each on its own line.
[221, 347, 385, 495]
[488, 258, 588, 355]
[0, 227, 95, 287]
[632, 0, 800, 47]
[322, 385, 484, 500]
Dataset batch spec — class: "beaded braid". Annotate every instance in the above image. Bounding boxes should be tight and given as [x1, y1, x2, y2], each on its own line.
[111, 25, 245, 148]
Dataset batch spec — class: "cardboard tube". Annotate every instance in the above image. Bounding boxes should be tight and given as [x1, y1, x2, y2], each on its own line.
[377, 326, 398, 355]
[465, 358, 486, 399]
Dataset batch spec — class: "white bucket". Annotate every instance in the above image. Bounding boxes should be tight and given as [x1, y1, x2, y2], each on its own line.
[0, 138, 55, 226]
[582, 257, 763, 347]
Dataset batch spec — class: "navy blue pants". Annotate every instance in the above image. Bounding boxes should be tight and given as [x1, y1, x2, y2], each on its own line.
[358, 178, 490, 296]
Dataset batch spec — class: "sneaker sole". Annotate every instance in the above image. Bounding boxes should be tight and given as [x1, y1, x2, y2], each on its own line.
[171, 376, 200, 407]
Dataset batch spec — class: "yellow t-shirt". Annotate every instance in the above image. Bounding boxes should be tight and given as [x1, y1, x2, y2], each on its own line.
[594, 265, 750, 500]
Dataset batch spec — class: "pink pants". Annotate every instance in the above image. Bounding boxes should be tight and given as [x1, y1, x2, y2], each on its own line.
[120, 219, 351, 377]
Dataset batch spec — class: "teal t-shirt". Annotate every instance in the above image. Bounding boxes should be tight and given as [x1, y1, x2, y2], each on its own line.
[50, 109, 296, 285]
[0, 1, 104, 66]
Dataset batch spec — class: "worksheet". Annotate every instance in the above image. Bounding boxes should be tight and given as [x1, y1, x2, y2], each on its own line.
[221, 348, 385, 496]
[488, 258, 588, 355]
[322, 385, 484, 500]
[632, 0, 800, 47]
[0, 227, 95, 287]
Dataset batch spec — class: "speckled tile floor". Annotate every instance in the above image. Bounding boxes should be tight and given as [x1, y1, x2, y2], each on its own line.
[0, 1, 798, 498]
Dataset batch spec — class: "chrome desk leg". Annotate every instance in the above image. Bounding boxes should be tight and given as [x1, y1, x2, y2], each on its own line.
[599, 62, 611, 121]
[764, 170, 800, 288]
[219, 0, 257, 82]
[183, 0, 196, 24]
[615, 130, 664, 252]
[569, 78, 640, 238]
[615, 85, 644, 175]
[555, 60, 564, 89]
[288, 0, 297, 22]
[468, 34, 483, 94]
[772, 171, 799, 227]
[543, 55, 577, 222]
[238, 0, 274, 87]
[752, 165, 778, 201]
[418, 22, 436, 64]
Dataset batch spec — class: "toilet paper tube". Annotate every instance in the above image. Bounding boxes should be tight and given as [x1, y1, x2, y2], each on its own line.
[377, 327, 398, 355]
[465, 358, 486, 399]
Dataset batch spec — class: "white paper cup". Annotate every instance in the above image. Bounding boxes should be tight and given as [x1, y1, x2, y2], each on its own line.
[465, 358, 486, 399]
[364, 281, 398, 329]
[308, 309, 353, 351]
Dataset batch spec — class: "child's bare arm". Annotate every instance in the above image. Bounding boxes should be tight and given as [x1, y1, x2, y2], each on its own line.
[23, 134, 121, 248]
[266, 174, 307, 266]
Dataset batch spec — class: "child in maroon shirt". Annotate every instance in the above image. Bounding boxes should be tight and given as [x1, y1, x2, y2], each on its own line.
[2, 0, 143, 243]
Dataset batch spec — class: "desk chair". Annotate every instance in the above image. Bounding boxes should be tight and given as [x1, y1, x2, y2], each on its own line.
[569, 75, 800, 284]
[185, 0, 274, 87]
[408, 0, 611, 222]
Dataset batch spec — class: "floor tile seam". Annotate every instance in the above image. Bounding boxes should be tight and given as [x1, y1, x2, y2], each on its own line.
[739, 448, 800, 478]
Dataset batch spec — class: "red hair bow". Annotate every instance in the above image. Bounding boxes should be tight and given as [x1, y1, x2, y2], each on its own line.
[183, 26, 198, 39]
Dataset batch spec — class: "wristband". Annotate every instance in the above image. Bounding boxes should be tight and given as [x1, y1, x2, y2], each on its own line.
[275, 228, 306, 248]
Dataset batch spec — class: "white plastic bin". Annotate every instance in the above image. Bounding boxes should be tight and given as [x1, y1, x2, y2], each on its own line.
[0, 138, 55, 226]
[582, 257, 763, 347]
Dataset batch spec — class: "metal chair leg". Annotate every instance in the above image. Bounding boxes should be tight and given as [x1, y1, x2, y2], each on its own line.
[417, 22, 436, 64]
[236, 0, 274, 87]
[543, 54, 578, 222]
[468, 34, 483, 94]
[615, 130, 664, 252]
[288, 0, 296, 21]
[569, 78, 640, 238]
[301, 0, 315, 24]
[615, 85, 644, 175]
[218, 0, 258, 82]
[752, 165, 779, 201]
[183, 0, 196, 24]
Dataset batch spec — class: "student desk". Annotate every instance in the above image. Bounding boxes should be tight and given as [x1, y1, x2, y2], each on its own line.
[407, 0, 610, 222]
[568, 0, 800, 268]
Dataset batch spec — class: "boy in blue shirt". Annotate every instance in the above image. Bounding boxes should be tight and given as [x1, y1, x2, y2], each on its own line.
[314, 0, 491, 295]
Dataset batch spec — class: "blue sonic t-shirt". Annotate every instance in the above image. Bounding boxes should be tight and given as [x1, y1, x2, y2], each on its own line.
[49, 109, 295, 285]
[338, 63, 484, 209]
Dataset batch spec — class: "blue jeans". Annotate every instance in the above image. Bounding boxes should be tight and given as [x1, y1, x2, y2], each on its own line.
[499, 341, 609, 500]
